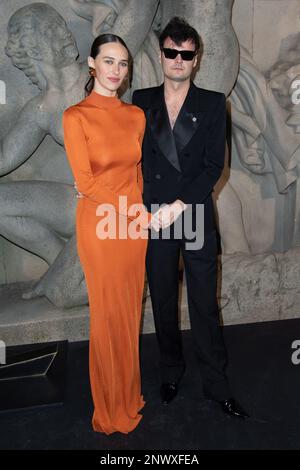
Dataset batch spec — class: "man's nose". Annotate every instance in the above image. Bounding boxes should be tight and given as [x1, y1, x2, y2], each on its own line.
[175, 53, 183, 64]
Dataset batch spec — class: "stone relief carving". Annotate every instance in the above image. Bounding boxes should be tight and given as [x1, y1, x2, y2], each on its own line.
[1, 3, 89, 307]
[231, 46, 300, 195]
[228, 45, 300, 253]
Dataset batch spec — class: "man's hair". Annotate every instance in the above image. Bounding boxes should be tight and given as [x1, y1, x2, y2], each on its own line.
[159, 17, 200, 52]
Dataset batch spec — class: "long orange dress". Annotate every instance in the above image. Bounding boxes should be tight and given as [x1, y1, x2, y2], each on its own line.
[63, 90, 148, 435]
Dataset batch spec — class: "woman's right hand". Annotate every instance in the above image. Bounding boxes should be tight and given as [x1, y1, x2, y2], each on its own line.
[134, 209, 160, 232]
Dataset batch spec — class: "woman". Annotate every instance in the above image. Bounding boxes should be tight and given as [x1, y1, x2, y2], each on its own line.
[63, 34, 154, 435]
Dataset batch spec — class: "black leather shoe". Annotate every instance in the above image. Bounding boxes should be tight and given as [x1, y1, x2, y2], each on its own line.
[219, 397, 250, 419]
[160, 382, 178, 404]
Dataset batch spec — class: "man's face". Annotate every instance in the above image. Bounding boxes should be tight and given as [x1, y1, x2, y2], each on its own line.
[160, 37, 198, 83]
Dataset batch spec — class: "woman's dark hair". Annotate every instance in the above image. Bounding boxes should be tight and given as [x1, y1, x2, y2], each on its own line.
[85, 33, 133, 95]
[159, 17, 201, 52]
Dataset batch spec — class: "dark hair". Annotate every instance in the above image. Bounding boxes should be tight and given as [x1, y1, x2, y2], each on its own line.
[159, 17, 200, 52]
[85, 33, 133, 95]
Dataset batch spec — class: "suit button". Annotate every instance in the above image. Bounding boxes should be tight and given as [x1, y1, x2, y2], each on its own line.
[155, 174, 161, 179]
[152, 149, 157, 154]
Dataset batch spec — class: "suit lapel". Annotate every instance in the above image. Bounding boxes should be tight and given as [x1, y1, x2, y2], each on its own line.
[173, 82, 206, 155]
[147, 83, 207, 171]
[148, 85, 181, 172]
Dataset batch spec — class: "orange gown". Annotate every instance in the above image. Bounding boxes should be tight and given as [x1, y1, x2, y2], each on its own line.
[63, 90, 148, 435]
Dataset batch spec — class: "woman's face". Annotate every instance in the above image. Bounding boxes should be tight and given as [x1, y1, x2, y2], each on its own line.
[88, 42, 129, 96]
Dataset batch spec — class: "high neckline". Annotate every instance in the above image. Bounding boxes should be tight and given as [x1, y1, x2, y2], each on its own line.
[86, 89, 121, 108]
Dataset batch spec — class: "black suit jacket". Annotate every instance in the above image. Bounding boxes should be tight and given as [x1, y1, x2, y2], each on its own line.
[132, 82, 226, 234]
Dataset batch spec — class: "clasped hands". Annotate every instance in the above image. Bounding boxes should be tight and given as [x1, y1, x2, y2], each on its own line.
[74, 182, 187, 231]
[132, 200, 187, 231]
[148, 200, 187, 231]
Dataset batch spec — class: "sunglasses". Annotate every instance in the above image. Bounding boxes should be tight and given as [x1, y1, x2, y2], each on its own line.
[162, 48, 197, 61]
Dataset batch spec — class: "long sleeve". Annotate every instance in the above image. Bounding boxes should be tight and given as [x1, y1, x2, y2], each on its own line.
[178, 93, 226, 204]
[63, 107, 143, 219]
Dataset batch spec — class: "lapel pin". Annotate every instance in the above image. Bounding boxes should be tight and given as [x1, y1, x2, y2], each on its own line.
[192, 116, 197, 122]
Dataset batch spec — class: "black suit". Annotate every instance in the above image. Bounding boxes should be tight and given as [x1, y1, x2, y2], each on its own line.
[132, 82, 231, 400]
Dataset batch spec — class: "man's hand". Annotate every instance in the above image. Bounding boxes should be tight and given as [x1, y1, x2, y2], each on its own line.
[154, 200, 187, 230]
[149, 213, 160, 232]
[129, 204, 160, 232]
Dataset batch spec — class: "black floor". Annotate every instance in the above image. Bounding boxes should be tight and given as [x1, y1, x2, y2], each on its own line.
[1, 319, 300, 450]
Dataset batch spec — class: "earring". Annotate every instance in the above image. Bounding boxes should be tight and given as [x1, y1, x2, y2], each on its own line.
[89, 67, 96, 77]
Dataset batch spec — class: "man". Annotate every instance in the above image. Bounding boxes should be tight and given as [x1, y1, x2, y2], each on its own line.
[133, 17, 249, 418]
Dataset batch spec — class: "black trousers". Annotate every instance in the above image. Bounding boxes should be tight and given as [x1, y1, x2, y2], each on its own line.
[146, 229, 231, 401]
